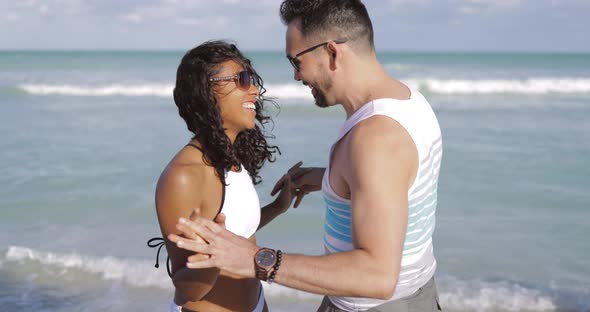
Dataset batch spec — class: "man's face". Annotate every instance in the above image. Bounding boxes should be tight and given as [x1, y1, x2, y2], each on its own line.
[285, 20, 333, 108]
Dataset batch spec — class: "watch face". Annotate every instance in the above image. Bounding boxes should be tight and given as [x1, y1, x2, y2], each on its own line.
[256, 250, 276, 268]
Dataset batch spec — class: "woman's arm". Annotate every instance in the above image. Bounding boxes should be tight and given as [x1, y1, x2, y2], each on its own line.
[258, 200, 285, 230]
[155, 161, 222, 302]
[257, 162, 320, 230]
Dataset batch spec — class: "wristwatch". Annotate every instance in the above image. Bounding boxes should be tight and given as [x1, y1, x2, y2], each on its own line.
[254, 247, 277, 281]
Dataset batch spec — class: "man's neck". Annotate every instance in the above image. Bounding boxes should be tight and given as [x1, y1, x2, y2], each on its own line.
[339, 59, 393, 119]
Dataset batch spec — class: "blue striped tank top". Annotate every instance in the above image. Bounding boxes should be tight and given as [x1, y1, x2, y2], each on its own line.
[322, 87, 442, 311]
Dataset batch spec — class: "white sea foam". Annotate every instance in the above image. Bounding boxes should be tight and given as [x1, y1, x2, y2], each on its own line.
[404, 78, 590, 95]
[5, 246, 170, 289]
[438, 277, 557, 311]
[17, 78, 590, 99]
[265, 84, 313, 100]
[18, 83, 174, 97]
[4, 246, 588, 311]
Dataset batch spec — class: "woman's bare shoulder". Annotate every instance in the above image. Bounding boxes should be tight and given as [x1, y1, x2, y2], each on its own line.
[155, 146, 223, 224]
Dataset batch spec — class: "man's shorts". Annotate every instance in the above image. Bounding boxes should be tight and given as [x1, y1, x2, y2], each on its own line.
[316, 276, 442, 312]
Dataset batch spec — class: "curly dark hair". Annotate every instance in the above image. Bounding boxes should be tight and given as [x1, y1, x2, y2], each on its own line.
[173, 40, 279, 185]
[279, 0, 374, 51]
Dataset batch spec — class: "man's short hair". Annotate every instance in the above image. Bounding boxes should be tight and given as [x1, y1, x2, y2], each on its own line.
[280, 0, 374, 52]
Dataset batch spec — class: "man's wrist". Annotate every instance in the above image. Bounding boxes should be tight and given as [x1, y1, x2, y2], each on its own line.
[253, 247, 278, 281]
[268, 250, 282, 284]
[249, 246, 261, 278]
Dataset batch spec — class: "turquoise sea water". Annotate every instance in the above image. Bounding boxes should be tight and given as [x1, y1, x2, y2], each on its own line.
[1, 51, 589, 311]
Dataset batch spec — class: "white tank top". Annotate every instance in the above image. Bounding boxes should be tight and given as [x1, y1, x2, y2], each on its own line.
[322, 87, 442, 310]
[220, 165, 261, 238]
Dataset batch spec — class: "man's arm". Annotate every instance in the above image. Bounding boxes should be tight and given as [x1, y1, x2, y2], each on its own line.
[171, 116, 418, 299]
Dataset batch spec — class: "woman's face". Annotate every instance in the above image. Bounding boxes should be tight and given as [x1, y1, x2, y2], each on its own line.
[211, 60, 260, 142]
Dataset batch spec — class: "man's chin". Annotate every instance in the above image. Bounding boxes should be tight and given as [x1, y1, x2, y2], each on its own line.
[313, 93, 329, 108]
[314, 100, 329, 108]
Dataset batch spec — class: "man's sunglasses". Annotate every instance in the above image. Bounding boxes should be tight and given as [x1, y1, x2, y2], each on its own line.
[287, 39, 347, 71]
[209, 70, 258, 91]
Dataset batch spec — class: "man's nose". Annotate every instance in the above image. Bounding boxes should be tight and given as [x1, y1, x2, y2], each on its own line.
[294, 69, 301, 81]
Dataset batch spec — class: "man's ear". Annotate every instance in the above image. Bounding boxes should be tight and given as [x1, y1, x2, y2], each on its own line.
[327, 42, 339, 70]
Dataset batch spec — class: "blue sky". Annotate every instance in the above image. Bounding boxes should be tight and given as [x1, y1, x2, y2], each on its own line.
[1, 0, 588, 52]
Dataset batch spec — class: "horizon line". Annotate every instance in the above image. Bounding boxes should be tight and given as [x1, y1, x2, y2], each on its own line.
[1, 49, 589, 54]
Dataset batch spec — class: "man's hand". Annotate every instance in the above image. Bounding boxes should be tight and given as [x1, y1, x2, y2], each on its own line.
[173, 209, 228, 262]
[168, 216, 259, 279]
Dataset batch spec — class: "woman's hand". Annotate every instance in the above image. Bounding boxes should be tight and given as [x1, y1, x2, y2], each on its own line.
[271, 162, 325, 208]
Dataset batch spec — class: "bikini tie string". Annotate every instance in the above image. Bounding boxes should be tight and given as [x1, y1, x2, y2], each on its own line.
[147, 237, 172, 277]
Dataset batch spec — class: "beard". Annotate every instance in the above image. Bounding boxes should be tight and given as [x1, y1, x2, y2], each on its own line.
[314, 87, 329, 108]
[312, 70, 332, 108]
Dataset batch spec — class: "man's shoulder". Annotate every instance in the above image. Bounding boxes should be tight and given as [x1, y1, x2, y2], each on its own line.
[348, 115, 410, 148]
[344, 115, 418, 171]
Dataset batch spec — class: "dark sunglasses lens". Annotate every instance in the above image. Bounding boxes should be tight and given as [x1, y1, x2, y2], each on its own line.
[291, 59, 300, 71]
[238, 71, 252, 89]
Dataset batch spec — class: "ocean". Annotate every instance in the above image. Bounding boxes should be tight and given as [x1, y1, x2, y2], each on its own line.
[0, 50, 589, 311]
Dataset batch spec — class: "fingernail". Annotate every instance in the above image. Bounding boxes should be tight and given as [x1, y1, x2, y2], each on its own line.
[179, 218, 187, 224]
[177, 241, 184, 247]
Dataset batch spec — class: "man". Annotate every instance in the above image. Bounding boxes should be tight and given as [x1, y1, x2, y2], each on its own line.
[169, 0, 443, 310]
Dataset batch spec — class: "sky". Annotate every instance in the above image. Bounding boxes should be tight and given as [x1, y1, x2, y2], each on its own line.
[1, 0, 589, 52]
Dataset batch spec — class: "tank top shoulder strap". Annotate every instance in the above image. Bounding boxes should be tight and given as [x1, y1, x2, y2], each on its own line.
[185, 143, 204, 153]
[336, 101, 376, 141]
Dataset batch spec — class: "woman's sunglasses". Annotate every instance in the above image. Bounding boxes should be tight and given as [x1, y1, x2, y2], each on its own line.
[209, 70, 258, 91]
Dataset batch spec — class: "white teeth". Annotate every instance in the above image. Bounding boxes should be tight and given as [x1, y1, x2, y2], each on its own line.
[242, 102, 256, 110]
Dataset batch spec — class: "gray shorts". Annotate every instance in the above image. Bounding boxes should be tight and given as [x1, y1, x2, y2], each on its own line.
[316, 277, 442, 312]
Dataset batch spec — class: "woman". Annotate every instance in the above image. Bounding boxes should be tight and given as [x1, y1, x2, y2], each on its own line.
[153, 40, 298, 312]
